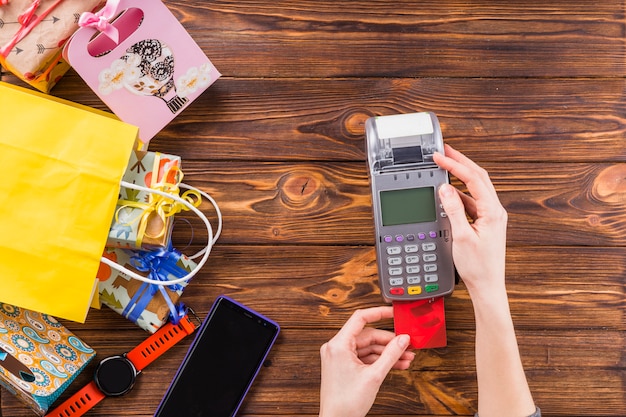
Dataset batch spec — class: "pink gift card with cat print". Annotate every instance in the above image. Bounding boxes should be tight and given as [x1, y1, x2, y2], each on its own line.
[64, 0, 221, 144]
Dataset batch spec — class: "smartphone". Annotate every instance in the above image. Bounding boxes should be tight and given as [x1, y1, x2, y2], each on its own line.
[154, 296, 280, 417]
[366, 112, 455, 302]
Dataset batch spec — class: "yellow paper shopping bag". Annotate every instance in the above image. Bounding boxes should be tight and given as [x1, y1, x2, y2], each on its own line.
[0, 82, 138, 322]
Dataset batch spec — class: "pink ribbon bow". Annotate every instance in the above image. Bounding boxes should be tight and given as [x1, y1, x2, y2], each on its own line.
[17, 0, 40, 25]
[78, 0, 121, 44]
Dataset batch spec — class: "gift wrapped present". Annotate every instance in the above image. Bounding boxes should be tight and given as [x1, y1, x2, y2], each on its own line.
[0, 0, 104, 92]
[0, 303, 96, 415]
[64, 0, 221, 143]
[98, 246, 197, 333]
[108, 150, 186, 250]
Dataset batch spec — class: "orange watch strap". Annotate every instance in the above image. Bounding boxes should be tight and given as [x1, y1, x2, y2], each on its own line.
[126, 314, 196, 371]
[45, 380, 106, 417]
[45, 316, 195, 417]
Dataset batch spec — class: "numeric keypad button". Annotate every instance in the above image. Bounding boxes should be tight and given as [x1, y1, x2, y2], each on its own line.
[404, 244, 419, 253]
[424, 274, 439, 283]
[405, 255, 419, 264]
[388, 267, 403, 276]
[407, 275, 421, 284]
[406, 265, 420, 274]
[422, 242, 437, 251]
[422, 253, 437, 262]
[386, 246, 402, 255]
[389, 277, 404, 286]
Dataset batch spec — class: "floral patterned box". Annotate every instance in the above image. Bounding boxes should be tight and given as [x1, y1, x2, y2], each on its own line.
[0, 304, 95, 415]
[98, 247, 197, 333]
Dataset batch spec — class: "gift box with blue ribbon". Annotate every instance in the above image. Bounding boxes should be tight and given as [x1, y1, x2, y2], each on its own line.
[97, 245, 197, 333]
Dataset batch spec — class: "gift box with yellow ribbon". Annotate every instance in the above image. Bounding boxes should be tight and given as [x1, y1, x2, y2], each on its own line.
[0, 0, 104, 92]
[107, 149, 198, 250]
[97, 246, 197, 333]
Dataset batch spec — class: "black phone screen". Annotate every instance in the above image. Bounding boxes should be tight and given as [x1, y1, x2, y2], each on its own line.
[154, 296, 280, 417]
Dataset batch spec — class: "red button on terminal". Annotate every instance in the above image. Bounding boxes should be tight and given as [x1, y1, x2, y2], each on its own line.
[389, 287, 405, 296]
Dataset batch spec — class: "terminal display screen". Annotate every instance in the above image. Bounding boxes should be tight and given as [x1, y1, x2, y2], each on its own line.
[380, 187, 436, 226]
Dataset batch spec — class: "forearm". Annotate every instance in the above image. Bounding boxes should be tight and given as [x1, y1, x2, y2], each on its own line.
[471, 287, 536, 417]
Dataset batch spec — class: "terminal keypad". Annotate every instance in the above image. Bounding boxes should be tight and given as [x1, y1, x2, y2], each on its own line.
[382, 232, 441, 298]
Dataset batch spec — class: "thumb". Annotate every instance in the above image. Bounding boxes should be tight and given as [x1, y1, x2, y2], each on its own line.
[438, 183, 472, 237]
[371, 334, 411, 375]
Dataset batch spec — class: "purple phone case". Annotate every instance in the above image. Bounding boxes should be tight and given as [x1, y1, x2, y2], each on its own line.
[154, 295, 280, 416]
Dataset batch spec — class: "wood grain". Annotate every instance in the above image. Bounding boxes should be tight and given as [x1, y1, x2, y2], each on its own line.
[168, 0, 626, 78]
[164, 161, 626, 247]
[45, 77, 626, 163]
[1, 0, 625, 416]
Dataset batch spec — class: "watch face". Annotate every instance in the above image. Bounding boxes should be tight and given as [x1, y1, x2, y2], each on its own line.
[94, 355, 137, 396]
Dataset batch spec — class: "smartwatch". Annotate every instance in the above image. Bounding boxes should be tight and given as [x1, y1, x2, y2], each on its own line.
[45, 314, 197, 417]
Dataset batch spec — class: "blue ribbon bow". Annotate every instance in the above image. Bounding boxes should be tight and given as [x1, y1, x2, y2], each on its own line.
[121, 244, 191, 327]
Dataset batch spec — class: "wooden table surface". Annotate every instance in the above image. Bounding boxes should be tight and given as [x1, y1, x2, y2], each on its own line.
[2, 1, 625, 416]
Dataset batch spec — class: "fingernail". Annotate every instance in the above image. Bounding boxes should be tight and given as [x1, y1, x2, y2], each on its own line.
[397, 334, 410, 349]
[439, 183, 454, 197]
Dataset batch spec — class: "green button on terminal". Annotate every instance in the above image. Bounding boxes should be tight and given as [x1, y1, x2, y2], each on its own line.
[425, 284, 439, 293]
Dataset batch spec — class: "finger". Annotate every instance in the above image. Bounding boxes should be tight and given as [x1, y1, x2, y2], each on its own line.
[369, 334, 412, 376]
[358, 351, 416, 368]
[433, 145, 498, 205]
[440, 145, 506, 221]
[334, 307, 394, 342]
[438, 183, 475, 239]
[457, 188, 478, 221]
[361, 353, 414, 370]
[392, 357, 415, 370]
[356, 340, 416, 361]
[354, 327, 396, 350]
[359, 352, 415, 369]
[441, 144, 484, 174]
[445, 144, 498, 198]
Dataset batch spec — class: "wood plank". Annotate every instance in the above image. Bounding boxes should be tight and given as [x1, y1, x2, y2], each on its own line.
[5, 246, 620, 414]
[169, 1, 626, 78]
[2, 324, 622, 416]
[56, 319, 626, 371]
[167, 161, 626, 247]
[173, 245, 626, 331]
[2, 324, 623, 416]
[41, 77, 626, 163]
[30, 245, 620, 333]
[7, 74, 626, 164]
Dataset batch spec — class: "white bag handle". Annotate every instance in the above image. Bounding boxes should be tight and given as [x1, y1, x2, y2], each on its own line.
[99, 180, 222, 286]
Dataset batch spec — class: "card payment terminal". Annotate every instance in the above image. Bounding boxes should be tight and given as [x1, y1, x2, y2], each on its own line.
[366, 112, 455, 303]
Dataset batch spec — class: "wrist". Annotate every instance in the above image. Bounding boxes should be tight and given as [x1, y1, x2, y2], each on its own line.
[467, 284, 514, 324]
[319, 409, 338, 417]
[465, 277, 508, 306]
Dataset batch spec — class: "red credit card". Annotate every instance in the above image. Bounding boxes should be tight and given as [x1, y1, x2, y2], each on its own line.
[393, 297, 447, 349]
